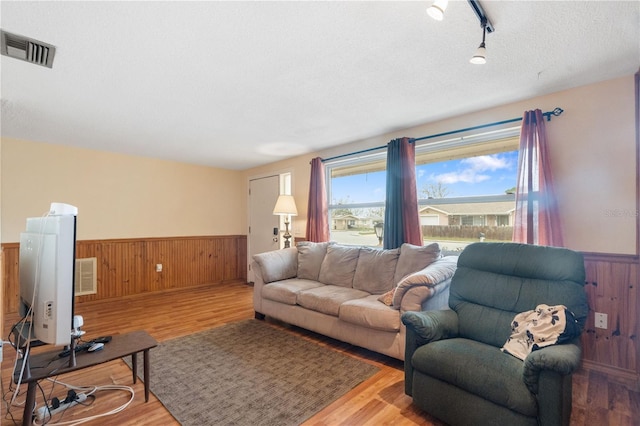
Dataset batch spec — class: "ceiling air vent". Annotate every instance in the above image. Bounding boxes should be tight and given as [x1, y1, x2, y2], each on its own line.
[1, 30, 56, 68]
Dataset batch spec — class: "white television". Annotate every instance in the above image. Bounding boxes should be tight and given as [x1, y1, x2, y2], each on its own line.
[18, 203, 78, 346]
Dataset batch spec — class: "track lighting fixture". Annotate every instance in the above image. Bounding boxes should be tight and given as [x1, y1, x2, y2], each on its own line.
[426, 0, 494, 63]
[426, 0, 448, 21]
[470, 18, 487, 65]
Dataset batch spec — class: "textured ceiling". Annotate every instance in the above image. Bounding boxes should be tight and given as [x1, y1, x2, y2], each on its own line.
[1, 1, 639, 170]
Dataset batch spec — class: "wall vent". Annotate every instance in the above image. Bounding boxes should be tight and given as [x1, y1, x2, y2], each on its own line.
[1, 30, 56, 68]
[75, 258, 97, 296]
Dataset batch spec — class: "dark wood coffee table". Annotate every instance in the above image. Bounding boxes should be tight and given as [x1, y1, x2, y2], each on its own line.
[15, 330, 157, 426]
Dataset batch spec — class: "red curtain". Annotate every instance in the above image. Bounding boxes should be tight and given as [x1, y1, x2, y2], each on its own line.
[305, 157, 330, 242]
[513, 109, 564, 246]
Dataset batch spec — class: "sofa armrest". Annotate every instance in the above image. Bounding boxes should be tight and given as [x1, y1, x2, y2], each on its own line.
[252, 248, 298, 315]
[397, 277, 451, 313]
[522, 341, 582, 394]
[399, 286, 433, 312]
[401, 310, 459, 396]
[392, 256, 457, 309]
[252, 248, 298, 284]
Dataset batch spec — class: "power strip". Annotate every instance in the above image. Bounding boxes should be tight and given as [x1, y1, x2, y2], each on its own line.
[35, 393, 87, 421]
[0, 340, 9, 363]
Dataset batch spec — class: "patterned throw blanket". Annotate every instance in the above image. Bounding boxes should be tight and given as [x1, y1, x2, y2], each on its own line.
[502, 304, 581, 360]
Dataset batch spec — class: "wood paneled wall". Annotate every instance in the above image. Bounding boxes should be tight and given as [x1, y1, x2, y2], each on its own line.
[582, 252, 639, 389]
[1, 235, 247, 315]
[2, 237, 638, 386]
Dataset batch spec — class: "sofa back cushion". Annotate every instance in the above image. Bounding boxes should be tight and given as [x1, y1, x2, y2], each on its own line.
[296, 241, 331, 281]
[449, 242, 588, 348]
[352, 247, 400, 294]
[318, 244, 360, 287]
[393, 242, 441, 284]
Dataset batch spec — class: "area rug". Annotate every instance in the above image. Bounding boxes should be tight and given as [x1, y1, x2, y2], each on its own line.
[125, 319, 379, 425]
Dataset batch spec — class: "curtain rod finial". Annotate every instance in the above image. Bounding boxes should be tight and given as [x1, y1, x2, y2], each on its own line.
[544, 107, 564, 121]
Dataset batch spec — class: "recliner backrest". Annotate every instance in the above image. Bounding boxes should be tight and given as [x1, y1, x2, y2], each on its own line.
[449, 242, 588, 348]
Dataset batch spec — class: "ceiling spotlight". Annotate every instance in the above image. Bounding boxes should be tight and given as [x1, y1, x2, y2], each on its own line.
[427, 0, 448, 21]
[470, 18, 487, 64]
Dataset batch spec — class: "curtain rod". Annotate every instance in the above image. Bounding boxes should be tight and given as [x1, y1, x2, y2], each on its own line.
[321, 107, 564, 163]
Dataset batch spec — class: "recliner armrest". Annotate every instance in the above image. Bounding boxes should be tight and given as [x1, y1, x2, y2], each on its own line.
[522, 341, 582, 394]
[401, 310, 459, 344]
[401, 310, 459, 396]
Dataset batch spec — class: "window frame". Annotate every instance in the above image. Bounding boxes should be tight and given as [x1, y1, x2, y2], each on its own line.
[324, 126, 521, 245]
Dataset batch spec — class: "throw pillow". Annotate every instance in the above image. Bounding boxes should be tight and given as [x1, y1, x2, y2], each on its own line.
[393, 242, 441, 284]
[352, 247, 400, 295]
[318, 244, 360, 288]
[377, 289, 394, 306]
[501, 304, 582, 361]
[296, 241, 331, 281]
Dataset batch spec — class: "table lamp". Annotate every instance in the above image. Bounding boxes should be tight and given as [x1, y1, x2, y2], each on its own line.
[273, 194, 298, 248]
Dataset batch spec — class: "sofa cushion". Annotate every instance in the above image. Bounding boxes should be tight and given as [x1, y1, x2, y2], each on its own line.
[297, 285, 370, 317]
[393, 243, 441, 284]
[352, 247, 400, 294]
[340, 295, 401, 332]
[318, 245, 361, 288]
[296, 241, 331, 281]
[412, 338, 537, 417]
[261, 278, 325, 306]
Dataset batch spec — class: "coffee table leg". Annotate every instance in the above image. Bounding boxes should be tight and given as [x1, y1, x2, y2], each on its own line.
[22, 382, 37, 426]
[143, 349, 150, 402]
[131, 353, 138, 384]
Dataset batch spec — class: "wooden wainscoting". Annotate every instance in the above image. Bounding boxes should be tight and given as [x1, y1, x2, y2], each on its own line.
[581, 252, 640, 389]
[1, 235, 247, 315]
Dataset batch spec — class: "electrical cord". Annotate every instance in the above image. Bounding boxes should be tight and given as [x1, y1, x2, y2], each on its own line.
[30, 378, 135, 426]
[1, 365, 23, 425]
[10, 211, 50, 410]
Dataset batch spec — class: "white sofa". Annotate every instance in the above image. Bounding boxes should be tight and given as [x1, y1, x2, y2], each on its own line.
[252, 241, 458, 360]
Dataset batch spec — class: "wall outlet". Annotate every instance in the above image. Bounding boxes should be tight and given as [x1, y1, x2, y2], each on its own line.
[156, 264, 163, 272]
[595, 312, 608, 329]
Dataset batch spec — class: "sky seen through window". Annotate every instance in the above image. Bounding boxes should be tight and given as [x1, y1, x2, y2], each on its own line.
[331, 150, 519, 204]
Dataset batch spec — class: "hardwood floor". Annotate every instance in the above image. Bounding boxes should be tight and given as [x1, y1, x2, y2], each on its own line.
[2, 281, 638, 425]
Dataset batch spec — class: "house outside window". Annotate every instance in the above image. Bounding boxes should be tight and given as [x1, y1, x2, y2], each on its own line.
[325, 127, 520, 251]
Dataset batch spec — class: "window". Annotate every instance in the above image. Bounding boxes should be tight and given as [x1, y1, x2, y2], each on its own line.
[326, 150, 386, 246]
[325, 127, 520, 250]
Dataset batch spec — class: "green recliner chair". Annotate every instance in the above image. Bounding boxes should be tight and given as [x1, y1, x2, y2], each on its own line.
[402, 242, 588, 426]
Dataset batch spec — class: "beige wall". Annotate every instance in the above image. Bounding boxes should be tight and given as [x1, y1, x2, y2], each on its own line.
[3, 75, 636, 254]
[1, 139, 245, 242]
[244, 75, 637, 255]
[243, 155, 315, 241]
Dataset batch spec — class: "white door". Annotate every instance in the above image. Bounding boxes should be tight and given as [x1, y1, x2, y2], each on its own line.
[248, 175, 280, 283]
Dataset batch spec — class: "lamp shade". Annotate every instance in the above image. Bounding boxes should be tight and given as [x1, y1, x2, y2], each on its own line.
[273, 194, 298, 216]
[426, 0, 448, 21]
[470, 43, 486, 64]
